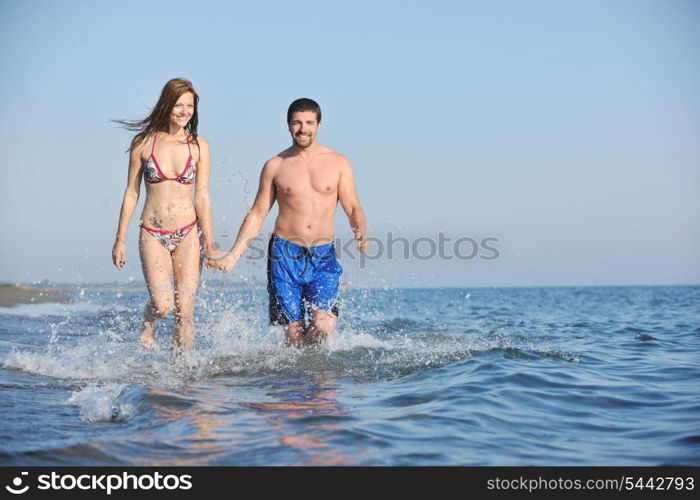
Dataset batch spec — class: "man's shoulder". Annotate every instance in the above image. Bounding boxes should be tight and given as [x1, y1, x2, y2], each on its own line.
[263, 151, 288, 170]
[318, 147, 350, 166]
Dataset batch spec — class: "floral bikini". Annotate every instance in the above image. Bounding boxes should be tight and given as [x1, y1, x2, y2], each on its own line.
[140, 133, 198, 252]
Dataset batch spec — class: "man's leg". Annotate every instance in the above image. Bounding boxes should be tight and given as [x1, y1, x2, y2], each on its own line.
[285, 321, 305, 347]
[269, 285, 305, 347]
[306, 308, 337, 345]
[268, 235, 306, 347]
[304, 243, 342, 345]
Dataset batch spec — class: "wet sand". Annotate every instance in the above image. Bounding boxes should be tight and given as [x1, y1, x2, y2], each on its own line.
[0, 284, 71, 307]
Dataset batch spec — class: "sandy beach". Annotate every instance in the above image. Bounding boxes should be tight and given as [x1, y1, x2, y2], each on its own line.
[0, 284, 71, 307]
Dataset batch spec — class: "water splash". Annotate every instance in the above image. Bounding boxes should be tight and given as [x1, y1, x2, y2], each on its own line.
[65, 384, 132, 423]
[2, 288, 585, 390]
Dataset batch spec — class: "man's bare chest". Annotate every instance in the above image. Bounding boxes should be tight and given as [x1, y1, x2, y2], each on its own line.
[274, 164, 340, 196]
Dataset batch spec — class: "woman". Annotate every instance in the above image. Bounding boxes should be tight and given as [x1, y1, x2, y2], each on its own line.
[112, 78, 215, 352]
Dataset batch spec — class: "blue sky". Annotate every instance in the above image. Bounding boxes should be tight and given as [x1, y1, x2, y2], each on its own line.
[1, 0, 698, 287]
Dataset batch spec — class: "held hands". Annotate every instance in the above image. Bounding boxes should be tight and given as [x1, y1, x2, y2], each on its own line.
[112, 240, 126, 270]
[204, 249, 237, 273]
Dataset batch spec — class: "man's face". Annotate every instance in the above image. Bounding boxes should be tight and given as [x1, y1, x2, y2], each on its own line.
[288, 111, 320, 149]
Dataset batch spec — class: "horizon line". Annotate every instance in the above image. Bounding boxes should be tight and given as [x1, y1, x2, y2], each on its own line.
[2, 281, 699, 290]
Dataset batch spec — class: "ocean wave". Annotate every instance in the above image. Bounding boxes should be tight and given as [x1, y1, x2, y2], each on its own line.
[65, 384, 132, 423]
[0, 301, 127, 318]
[2, 313, 584, 391]
[0, 296, 587, 404]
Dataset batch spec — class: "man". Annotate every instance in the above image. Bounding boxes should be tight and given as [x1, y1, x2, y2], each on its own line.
[211, 98, 367, 346]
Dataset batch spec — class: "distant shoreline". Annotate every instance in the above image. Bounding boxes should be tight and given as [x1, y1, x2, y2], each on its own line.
[0, 282, 697, 306]
[0, 284, 72, 308]
[0, 281, 268, 294]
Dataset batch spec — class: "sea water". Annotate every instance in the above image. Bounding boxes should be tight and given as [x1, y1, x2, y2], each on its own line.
[1, 285, 698, 465]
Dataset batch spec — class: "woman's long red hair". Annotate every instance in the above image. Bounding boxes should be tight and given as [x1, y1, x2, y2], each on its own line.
[114, 78, 199, 151]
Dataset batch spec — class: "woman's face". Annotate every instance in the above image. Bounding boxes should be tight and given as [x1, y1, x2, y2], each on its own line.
[170, 91, 195, 129]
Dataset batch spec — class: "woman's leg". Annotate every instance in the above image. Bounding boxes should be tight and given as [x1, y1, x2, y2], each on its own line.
[171, 227, 202, 352]
[139, 229, 175, 350]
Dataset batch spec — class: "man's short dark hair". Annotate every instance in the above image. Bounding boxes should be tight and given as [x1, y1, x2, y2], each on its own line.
[287, 98, 321, 124]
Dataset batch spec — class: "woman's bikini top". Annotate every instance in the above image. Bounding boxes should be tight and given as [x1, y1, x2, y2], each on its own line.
[143, 133, 196, 185]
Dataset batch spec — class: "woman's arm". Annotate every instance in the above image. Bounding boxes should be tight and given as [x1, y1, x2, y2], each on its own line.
[112, 140, 145, 269]
[193, 137, 215, 257]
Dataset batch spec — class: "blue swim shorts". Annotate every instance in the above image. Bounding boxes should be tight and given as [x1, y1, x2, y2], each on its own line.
[267, 234, 343, 325]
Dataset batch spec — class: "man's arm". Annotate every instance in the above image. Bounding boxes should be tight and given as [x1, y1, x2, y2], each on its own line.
[337, 158, 368, 253]
[213, 159, 278, 272]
